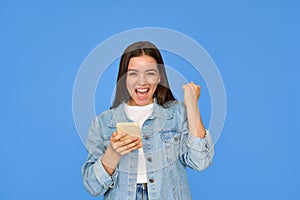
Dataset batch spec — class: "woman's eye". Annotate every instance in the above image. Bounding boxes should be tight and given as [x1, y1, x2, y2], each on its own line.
[146, 72, 157, 76]
[128, 72, 137, 76]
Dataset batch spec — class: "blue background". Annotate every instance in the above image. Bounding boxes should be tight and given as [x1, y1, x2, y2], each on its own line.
[1, 0, 299, 199]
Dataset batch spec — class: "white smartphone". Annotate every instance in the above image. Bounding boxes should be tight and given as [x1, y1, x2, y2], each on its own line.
[116, 122, 141, 141]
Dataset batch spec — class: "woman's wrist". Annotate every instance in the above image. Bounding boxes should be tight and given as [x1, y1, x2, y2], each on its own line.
[197, 127, 207, 138]
[101, 146, 121, 175]
[184, 100, 199, 109]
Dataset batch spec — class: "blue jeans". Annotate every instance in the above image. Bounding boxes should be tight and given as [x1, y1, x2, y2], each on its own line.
[136, 183, 149, 200]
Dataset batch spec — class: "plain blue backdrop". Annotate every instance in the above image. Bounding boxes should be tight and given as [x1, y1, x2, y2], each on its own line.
[1, 0, 299, 199]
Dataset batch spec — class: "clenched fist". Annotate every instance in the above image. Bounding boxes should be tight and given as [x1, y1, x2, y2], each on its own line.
[182, 81, 201, 106]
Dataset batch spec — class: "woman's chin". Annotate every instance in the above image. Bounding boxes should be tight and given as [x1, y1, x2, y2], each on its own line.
[128, 97, 153, 106]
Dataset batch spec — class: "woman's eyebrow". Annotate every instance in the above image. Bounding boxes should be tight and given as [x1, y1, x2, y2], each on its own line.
[127, 68, 158, 72]
[145, 69, 158, 72]
[127, 69, 139, 72]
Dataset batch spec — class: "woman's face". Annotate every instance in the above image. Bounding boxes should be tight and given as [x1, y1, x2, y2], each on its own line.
[126, 55, 161, 106]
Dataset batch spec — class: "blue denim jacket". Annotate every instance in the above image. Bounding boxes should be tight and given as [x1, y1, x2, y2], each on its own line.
[82, 100, 214, 200]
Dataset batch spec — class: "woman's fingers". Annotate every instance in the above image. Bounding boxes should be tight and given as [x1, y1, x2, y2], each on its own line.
[183, 81, 201, 103]
[111, 132, 127, 142]
[110, 132, 142, 155]
[183, 82, 200, 91]
[194, 84, 201, 99]
[115, 138, 142, 155]
[117, 136, 139, 148]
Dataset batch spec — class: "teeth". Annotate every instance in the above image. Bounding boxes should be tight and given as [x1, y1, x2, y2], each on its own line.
[136, 88, 148, 93]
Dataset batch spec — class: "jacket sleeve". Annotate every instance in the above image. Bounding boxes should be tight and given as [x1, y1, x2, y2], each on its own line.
[178, 103, 215, 171]
[82, 116, 119, 196]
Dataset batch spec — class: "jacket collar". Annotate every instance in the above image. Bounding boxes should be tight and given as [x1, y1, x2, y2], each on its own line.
[108, 98, 174, 128]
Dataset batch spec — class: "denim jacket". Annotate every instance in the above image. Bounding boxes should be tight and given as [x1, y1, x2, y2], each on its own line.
[82, 100, 214, 200]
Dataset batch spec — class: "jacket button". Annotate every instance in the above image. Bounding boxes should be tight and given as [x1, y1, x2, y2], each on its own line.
[149, 178, 154, 183]
[147, 157, 152, 162]
[144, 135, 149, 140]
[174, 137, 178, 142]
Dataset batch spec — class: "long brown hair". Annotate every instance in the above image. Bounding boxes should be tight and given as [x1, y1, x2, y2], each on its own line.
[111, 41, 175, 108]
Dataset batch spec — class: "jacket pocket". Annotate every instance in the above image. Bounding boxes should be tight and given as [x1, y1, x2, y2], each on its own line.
[160, 130, 181, 163]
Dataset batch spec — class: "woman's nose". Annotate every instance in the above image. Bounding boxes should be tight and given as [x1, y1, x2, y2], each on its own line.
[137, 74, 147, 85]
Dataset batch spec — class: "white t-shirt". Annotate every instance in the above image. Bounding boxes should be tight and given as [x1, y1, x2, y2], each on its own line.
[124, 103, 153, 183]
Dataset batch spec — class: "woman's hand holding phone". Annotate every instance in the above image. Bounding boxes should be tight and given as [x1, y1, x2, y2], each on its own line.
[110, 131, 142, 156]
[101, 130, 142, 176]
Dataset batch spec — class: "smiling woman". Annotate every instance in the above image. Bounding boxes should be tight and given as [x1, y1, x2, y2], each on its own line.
[126, 55, 161, 106]
[111, 41, 175, 108]
[82, 41, 214, 200]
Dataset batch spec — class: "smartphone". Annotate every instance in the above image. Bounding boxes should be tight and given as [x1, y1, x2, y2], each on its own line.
[116, 122, 141, 141]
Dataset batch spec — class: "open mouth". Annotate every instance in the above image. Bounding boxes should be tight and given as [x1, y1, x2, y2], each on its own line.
[135, 88, 149, 93]
[135, 88, 149, 100]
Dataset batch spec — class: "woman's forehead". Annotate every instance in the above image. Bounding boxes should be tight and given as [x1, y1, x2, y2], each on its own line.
[128, 55, 157, 69]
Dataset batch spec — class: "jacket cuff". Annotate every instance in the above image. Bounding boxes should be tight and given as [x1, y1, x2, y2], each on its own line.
[186, 130, 214, 151]
[93, 157, 118, 189]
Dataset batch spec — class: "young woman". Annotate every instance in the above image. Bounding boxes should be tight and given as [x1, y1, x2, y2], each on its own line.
[82, 41, 214, 200]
